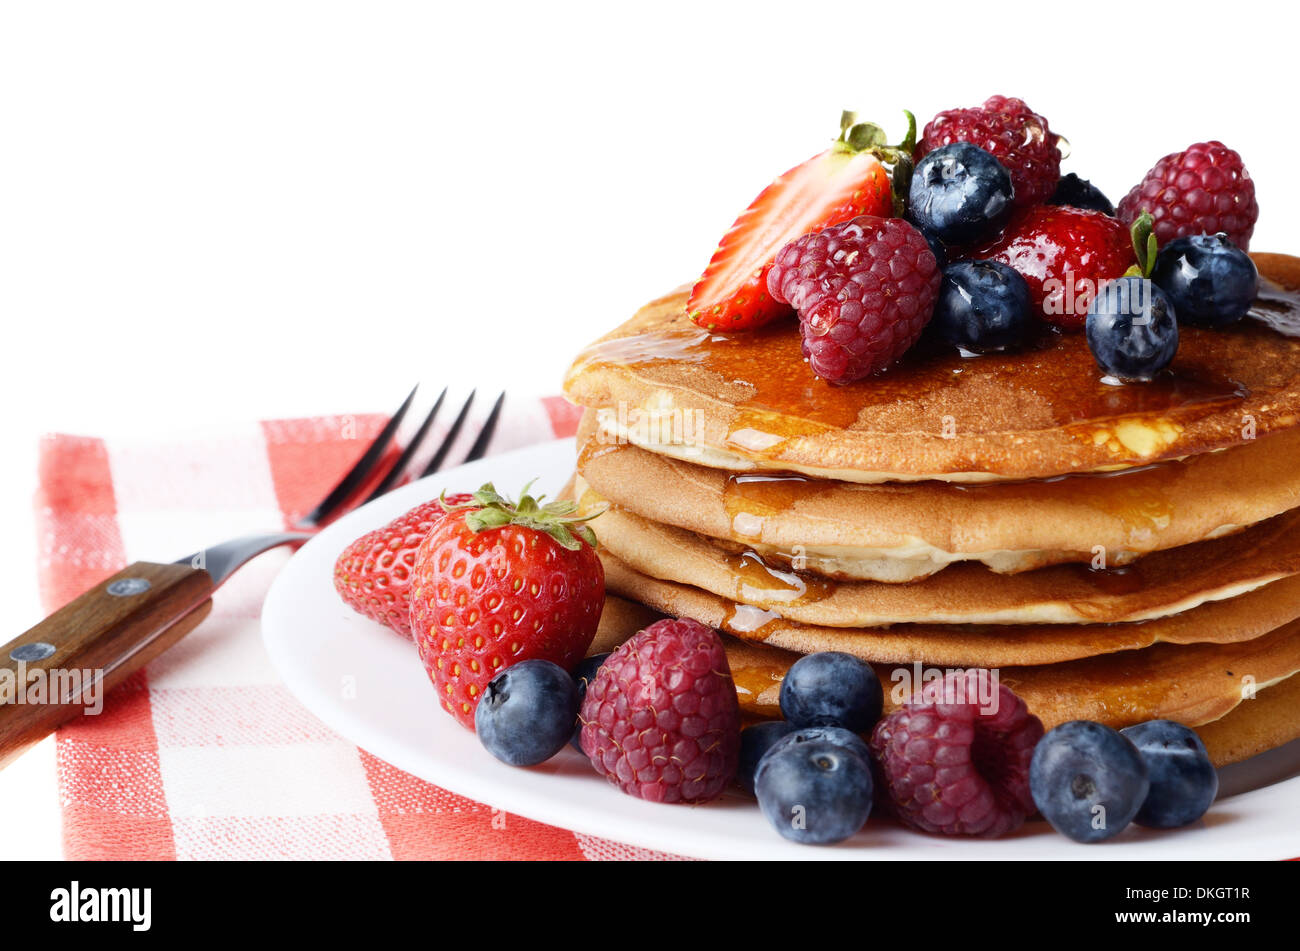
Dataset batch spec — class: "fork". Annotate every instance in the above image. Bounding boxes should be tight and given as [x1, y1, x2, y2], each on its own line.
[0, 386, 506, 766]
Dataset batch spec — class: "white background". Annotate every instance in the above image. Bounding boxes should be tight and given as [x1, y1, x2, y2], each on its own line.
[0, 0, 1294, 858]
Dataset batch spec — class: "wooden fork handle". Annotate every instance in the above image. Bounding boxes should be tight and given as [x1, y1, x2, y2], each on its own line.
[0, 562, 215, 766]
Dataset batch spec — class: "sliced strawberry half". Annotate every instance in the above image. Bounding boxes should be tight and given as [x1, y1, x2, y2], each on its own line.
[688, 112, 911, 332]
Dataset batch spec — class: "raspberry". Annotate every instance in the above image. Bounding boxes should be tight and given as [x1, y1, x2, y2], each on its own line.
[1117, 141, 1258, 250]
[870, 669, 1044, 837]
[333, 494, 472, 638]
[579, 617, 740, 804]
[766, 216, 940, 383]
[918, 96, 1063, 209]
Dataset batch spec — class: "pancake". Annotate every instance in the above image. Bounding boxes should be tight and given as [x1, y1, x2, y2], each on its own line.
[563, 254, 1300, 483]
[577, 412, 1300, 581]
[1194, 670, 1300, 766]
[719, 620, 1300, 741]
[599, 552, 1300, 666]
[580, 483, 1300, 625]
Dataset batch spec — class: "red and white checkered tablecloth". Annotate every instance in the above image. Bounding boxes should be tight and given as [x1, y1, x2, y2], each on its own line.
[34, 396, 682, 860]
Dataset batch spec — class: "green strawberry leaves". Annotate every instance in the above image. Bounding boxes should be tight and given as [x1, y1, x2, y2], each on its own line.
[837, 111, 920, 157]
[834, 110, 917, 217]
[1124, 212, 1158, 278]
[837, 112, 889, 152]
[835, 109, 916, 158]
[440, 481, 603, 551]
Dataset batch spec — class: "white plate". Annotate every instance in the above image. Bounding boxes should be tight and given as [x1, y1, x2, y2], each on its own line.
[263, 438, 1300, 859]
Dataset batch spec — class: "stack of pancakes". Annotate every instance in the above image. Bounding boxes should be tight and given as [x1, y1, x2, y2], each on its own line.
[562, 253, 1300, 766]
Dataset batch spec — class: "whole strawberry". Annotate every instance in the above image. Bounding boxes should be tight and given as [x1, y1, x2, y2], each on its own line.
[870, 669, 1044, 838]
[580, 617, 740, 804]
[918, 96, 1063, 209]
[967, 205, 1134, 328]
[333, 494, 472, 638]
[1117, 141, 1258, 250]
[688, 112, 907, 332]
[767, 215, 941, 383]
[410, 483, 605, 730]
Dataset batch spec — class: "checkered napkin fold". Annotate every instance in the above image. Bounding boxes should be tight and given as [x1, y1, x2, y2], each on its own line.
[34, 396, 679, 860]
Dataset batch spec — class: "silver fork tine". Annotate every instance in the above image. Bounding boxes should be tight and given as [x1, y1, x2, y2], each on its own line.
[179, 387, 505, 586]
[460, 392, 505, 465]
[360, 387, 448, 505]
[419, 390, 476, 477]
[295, 385, 418, 529]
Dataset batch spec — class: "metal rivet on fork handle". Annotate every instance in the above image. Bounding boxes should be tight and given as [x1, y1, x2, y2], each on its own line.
[10, 643, 55, 662]
[107, 578, 152, 597]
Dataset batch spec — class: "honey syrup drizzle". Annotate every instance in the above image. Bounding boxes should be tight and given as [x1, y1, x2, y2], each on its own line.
[729, 662, 785, 712]
[1249, 278, 1300, 337]
[570, 286, 1275, 462]
[722, 472, 822, 539]
[724, 549, 835, 606]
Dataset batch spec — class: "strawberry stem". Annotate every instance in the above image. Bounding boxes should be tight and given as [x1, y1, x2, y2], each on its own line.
[834, 110, 916, 164]
[1125, 212, 1158, 279]
[898, 109, 917, 155]
[440, 482, 603, 551]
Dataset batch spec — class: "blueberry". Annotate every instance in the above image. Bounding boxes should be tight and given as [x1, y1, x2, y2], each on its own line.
[737, 721, 796, 794]
[1121, 720, 1219, 829]
[754, 739, 873, 845]
[1048, 173, 1115, 215]
[568, 652, 610, 753]
[768, 724, 872, 763]
[932, 260, 1033, 353]
[1151, 233, 1259, 328]
[907, 143, 1014, 245]
[476, 659, 579, 767]
[1085, 277, 1179, 381]
[1030, 720, 1150, 843]
[778, 651, 883, 733]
